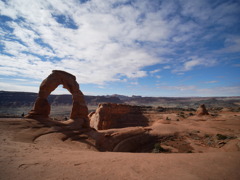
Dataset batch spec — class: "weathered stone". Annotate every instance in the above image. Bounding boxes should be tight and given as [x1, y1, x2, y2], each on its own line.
[26, 70, 89, 127]
[87, 126, 152, 152]
[89, 103, 149, 130]
[196, 104, 209, 116]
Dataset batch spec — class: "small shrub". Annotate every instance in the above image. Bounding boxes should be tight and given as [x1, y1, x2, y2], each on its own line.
[189, 113, 194, 116]
[177, 113, 185, 118]
[216, 134, 228, 140]
[204, 134, 210, 138]
[152, 143, 168, 153]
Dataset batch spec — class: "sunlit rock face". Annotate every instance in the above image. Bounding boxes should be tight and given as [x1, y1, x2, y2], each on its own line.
[26, 70, 89, 127]
[89, 103, 149, 130]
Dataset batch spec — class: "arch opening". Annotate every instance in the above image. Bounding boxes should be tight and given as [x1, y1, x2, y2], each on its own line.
[48, 85, 72, 121]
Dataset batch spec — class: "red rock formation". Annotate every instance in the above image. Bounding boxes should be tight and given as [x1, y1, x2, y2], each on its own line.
[89, 103, 149, 130]
[88, 126, 152, 152]
[196, 104, 209, 115]
[26, 70, 89, 127]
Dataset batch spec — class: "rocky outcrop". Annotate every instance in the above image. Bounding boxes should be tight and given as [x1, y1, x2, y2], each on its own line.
[196, 104, 209, 115]
[26, 70, 89, 127]
[88, 127, 153, 152]
[89, 103, 149, 130]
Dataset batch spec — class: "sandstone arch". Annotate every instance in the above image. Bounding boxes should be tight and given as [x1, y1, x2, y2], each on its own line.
[26, 70, 89, 127]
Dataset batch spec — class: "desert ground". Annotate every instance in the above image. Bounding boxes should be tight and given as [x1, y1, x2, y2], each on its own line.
[0, 106, 240, 180]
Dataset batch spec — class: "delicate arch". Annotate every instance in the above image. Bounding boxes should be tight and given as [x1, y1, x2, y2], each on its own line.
[26, 70, 89, 127]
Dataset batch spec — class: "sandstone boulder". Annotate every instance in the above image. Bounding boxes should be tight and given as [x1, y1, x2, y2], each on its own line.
[196, 104, 209, 115]
[89, 103, 149, 130]
[26, 70, 89, 128]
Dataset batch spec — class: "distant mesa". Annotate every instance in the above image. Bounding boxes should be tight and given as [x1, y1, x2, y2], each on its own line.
[26, 70, 89, 128]
[196, 104, 209, 116]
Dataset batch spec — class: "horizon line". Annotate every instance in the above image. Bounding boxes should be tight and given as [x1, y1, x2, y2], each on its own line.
[1, 90, 240, 98]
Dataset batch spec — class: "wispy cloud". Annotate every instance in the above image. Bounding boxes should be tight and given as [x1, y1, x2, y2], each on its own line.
[158, 85, 197, 91]
[0, 82, 39, 92]
[233, 64, 240, 67]
[150, 69, 161, 74]
[163, 66, 171, 70]
[204, 81, 218, 84]
[196, 86, 240, 96]
[172, 56, 217, 73]
[157, 85, 240, 96]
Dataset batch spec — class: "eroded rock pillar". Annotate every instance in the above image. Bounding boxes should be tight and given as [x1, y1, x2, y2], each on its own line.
[196, 104, 209, 115]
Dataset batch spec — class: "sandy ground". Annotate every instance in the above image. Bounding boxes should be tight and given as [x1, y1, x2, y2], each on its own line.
[0, 113, 240, 180]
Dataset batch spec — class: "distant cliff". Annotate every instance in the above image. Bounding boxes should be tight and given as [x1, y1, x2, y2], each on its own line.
[0, 91, 239, 108]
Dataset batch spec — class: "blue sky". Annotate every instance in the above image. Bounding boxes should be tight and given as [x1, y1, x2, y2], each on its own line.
[0, 0, 240, 97]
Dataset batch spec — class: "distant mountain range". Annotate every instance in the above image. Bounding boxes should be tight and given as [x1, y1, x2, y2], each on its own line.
[0, 91, 240, 108]
[0, 91, 122, 107]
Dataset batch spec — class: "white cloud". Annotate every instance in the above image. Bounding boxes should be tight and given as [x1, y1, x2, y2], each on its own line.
[172, 56, 217, 73]
[0, 1, 18, 19]
[223, 36, 240, 53]
[158, 85, 196, 91]
[196, 86, 240, 96]
[1, 0, 166, 85]
[130, 81, 138, 85]
[0, 82, 39, 92]
[157, 85, 240, 96]
[163, 65, 171, 69]
[150, 69, 161, 74]
[0, 81, 72, 94]
[204, 81, 218, 84]
[233, 64, 240, 67]
[12, 78, 28, 82]
[180, 0, 211, 22]
[184, 59, 201, 71]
